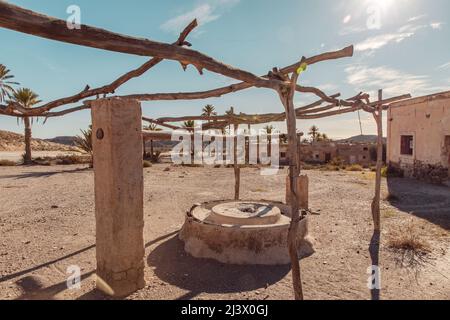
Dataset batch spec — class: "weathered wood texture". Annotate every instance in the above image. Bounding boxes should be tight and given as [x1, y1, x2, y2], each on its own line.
[371, 90, 383, 232]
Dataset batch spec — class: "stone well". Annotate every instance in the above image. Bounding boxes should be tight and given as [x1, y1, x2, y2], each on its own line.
[179, 200, 314, 265]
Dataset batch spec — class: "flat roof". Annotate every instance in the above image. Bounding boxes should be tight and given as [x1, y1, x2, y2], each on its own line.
[389, 90, 450, 108]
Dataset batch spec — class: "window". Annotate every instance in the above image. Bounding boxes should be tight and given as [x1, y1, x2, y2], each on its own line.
[401, 135, 414, 155]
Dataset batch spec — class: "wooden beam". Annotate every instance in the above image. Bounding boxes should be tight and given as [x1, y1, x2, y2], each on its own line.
[0, 2, 281, 90]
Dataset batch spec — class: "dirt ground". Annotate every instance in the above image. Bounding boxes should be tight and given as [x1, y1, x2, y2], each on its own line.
[0, 164, 448, 300]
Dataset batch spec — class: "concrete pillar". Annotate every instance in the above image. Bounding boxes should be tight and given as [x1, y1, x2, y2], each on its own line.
[286, 175, 309, 210]
[91, 98, 145, 297]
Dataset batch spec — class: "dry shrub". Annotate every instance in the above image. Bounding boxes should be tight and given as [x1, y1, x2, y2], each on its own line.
[346, 164, 363, 172]
[383, 165, 404, 178]
[0, 159, 16, 166]
[33, 154, 92, 166]
[143, 160, 152, 168]
[302, 163, 318, 170]
[319, 165, 340, 172]
[387, 220, 432, 269]
[329, 157, 344, 166]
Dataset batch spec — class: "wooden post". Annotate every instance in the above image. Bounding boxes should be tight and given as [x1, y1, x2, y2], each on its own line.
[142, 138, 146, 159]
[286, 174, 309, 209]
[234, 124, 241, 200]
[372, 89, 383, 232]
[23, 116, 32, 164]
[278, 66, 304, 300]
[245, 135, 250, 165]
[91, 98, 145, 297]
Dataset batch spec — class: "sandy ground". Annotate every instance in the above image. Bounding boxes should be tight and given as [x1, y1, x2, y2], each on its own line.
[0, 151, 78, 163]
[0, 164, 448, 300]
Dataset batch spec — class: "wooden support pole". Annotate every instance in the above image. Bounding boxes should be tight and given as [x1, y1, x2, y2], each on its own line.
[91, 98, 145, 297]
[286, 175, 309, 210]
[372, 89, 383, 232]
[234, 124, 241, 200]
[278, 66, 304, 300]
[23, 116, 32, 164]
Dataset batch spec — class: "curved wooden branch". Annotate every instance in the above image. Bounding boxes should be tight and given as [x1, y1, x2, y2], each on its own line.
[117, 47, 353, 103]
[2, 19, 199, 117]
[0, 2, 281, 90]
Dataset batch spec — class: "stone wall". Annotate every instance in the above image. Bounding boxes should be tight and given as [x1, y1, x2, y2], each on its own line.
[390, 160, 449, 185]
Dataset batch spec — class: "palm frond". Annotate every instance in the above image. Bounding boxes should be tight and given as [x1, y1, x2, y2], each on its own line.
[74, 125, 93, 154]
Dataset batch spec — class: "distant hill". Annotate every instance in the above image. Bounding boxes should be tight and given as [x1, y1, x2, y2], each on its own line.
[45, 136, 77, 146]
[0, 130, 79, 152]
[337, 135, 387, 144]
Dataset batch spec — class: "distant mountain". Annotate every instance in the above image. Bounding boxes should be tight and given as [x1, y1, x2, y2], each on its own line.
[337, 135, 387, 144]
[45, 136, 77, 146]
[0, 130, 79, 152]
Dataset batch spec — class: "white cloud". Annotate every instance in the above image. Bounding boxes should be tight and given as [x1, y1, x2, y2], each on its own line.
[343, 15, 352, 24]
[354, 24, 426, 52]
[438, 62, 450, 70]
[161, 1, 240, 35]
[355, 32, 414, 51]
[407, 15, 427, 22]
[345, 65, 448, 97]
[430, 22, 443, 30]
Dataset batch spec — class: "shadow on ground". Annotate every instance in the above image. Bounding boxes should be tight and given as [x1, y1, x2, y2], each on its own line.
[147, 235, 290, 300]
[0, 167, 91, 180]
[387, 177, 450, 230]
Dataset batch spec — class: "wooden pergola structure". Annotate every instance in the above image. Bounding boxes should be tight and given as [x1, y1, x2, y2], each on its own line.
[0, 3, 411, 300]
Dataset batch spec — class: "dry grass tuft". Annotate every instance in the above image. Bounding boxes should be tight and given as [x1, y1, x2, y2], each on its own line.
[382, 209, 397, 219]
[387, 220, 432, 269]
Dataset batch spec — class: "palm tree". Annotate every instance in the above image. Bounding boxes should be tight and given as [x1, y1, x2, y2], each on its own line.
[0, 64, 19, 103]
[309, 125, 320, 142]
[183, 120, 195, 132]
[11, 88, 41, 164]
[264, 125, 275, 157]
[263, 125, 275, 135]
[182, 121, 196, 163]
[202, 104, 217, 121]
[143, 123, 162, 158]
[74, 125, 93, 155]
[225, 107, 235, 133]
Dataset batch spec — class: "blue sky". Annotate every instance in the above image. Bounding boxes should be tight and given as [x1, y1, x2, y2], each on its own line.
[1, 0, 449, 139]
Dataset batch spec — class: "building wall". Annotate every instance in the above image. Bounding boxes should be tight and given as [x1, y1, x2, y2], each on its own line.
[387, 90, 450, 182]
[279, 142, 373, 166]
